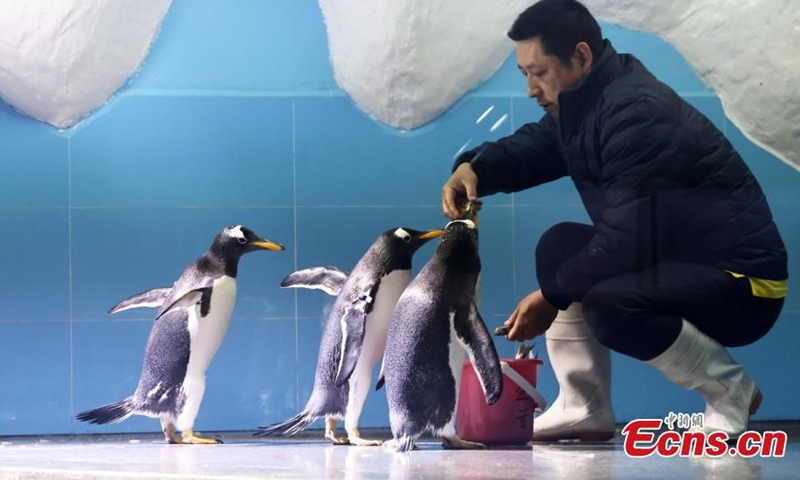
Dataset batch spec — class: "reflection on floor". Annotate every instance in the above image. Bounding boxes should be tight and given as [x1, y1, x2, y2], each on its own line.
[0, 422, 797, 479]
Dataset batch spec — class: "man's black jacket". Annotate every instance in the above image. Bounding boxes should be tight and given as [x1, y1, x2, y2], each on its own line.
[454, 41, 787, 308]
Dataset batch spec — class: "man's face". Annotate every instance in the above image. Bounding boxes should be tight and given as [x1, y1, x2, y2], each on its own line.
[516, 37, 586, 117]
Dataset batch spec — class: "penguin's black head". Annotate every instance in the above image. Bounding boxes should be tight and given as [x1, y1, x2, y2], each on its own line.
[435, 218, 479, 265]
[380, 227, 444, 258]
[212, 225, 285, 259]
[367, 227, 443, 270]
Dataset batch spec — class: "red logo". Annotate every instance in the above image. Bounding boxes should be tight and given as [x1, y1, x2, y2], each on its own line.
[622, 414, 787, 458]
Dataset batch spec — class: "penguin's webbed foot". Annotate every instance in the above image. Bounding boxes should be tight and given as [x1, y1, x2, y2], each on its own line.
[441, 436, 487, 450]
[325, 430, 350, 445]
[182, 428, 223, 445]
[162, 422, 183, 444]
[344, 427, 382, 447]
[325, 417, 349, 445]
[347, 435, 383, 447]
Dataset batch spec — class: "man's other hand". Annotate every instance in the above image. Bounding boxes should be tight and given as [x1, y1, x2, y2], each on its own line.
[504, 289, 559, 341]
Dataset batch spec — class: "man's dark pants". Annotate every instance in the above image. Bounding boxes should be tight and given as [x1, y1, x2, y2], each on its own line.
[536, 222, 783, 360]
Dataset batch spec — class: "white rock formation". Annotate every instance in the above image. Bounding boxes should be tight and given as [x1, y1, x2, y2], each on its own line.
[583, 0, 799, 170]
[321, 0, 800, 171]
[0, 0, 796, 171]
[318, 0, 534, 130]
[0, 0, 171, 129]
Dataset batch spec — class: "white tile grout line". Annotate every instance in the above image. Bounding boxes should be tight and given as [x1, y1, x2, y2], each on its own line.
[53, 205, 500, 210]
[292, 99, 300, 411]
[509, 97, 518, 302]
[67, 136, 74, 422]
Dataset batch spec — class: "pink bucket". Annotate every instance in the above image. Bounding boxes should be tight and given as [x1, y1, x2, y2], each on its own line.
[456, 358, 546, 446]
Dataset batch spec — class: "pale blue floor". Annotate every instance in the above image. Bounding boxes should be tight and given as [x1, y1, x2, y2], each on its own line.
[0, 425, 798, 479]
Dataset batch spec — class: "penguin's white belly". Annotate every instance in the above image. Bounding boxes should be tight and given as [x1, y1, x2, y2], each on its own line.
[185, 276, 237, 377]
[344, 270, 411, 430]
[438, 310, 468, 436]
[357, 269, 411, 371]
[448, 310, 468, 385]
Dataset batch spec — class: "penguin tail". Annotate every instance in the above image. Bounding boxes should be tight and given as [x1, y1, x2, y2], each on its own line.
[254, 411, 316, 438]
[76, 398, 136, 425]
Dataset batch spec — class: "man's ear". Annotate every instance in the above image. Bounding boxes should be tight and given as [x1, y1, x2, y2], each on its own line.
[575, 42, 593, 74]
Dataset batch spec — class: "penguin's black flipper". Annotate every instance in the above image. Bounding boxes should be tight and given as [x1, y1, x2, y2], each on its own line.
[155, 287, 212, 321]
[280, 267, 350, 296]
[453, 300, 503, 405]
[155, 266, 218, 321]
[108, 287, 172, 314]
[334, 282, 378, 387]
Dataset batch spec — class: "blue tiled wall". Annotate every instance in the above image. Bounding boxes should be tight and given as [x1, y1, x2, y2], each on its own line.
[0, 0, 797, 436]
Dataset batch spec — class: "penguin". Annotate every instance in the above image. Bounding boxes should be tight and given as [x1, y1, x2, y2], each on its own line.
[380, 216, 503, 452]
[76, 225, 285, 444]
[255, 226, 443, 446]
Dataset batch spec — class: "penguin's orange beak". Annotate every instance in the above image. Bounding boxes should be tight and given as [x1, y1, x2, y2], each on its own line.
[251, 240, 285, 251]
[417, 229, 444, 240]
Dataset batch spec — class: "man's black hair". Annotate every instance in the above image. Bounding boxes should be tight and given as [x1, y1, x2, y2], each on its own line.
[508, 0, 603, 66]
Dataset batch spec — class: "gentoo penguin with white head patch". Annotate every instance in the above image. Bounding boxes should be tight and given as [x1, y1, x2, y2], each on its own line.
[381, 214, 503, 452]
[255, 226, 443, 446]
[77, 225, 284, 444]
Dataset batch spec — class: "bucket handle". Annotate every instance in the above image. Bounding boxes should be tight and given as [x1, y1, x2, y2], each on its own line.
[500, 361, 548, 413]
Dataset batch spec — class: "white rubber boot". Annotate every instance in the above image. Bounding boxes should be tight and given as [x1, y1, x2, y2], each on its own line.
[645, 319, 762, 440]
[532, 303, 616, 442]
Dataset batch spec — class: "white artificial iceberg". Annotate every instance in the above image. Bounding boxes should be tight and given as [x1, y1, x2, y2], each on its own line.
[0, 0, 171, 129]
[584, 0, 799, 170]
[319, 0, 533, 130]
[321, 0, 800, 171]
[0, 0, 796, 171]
